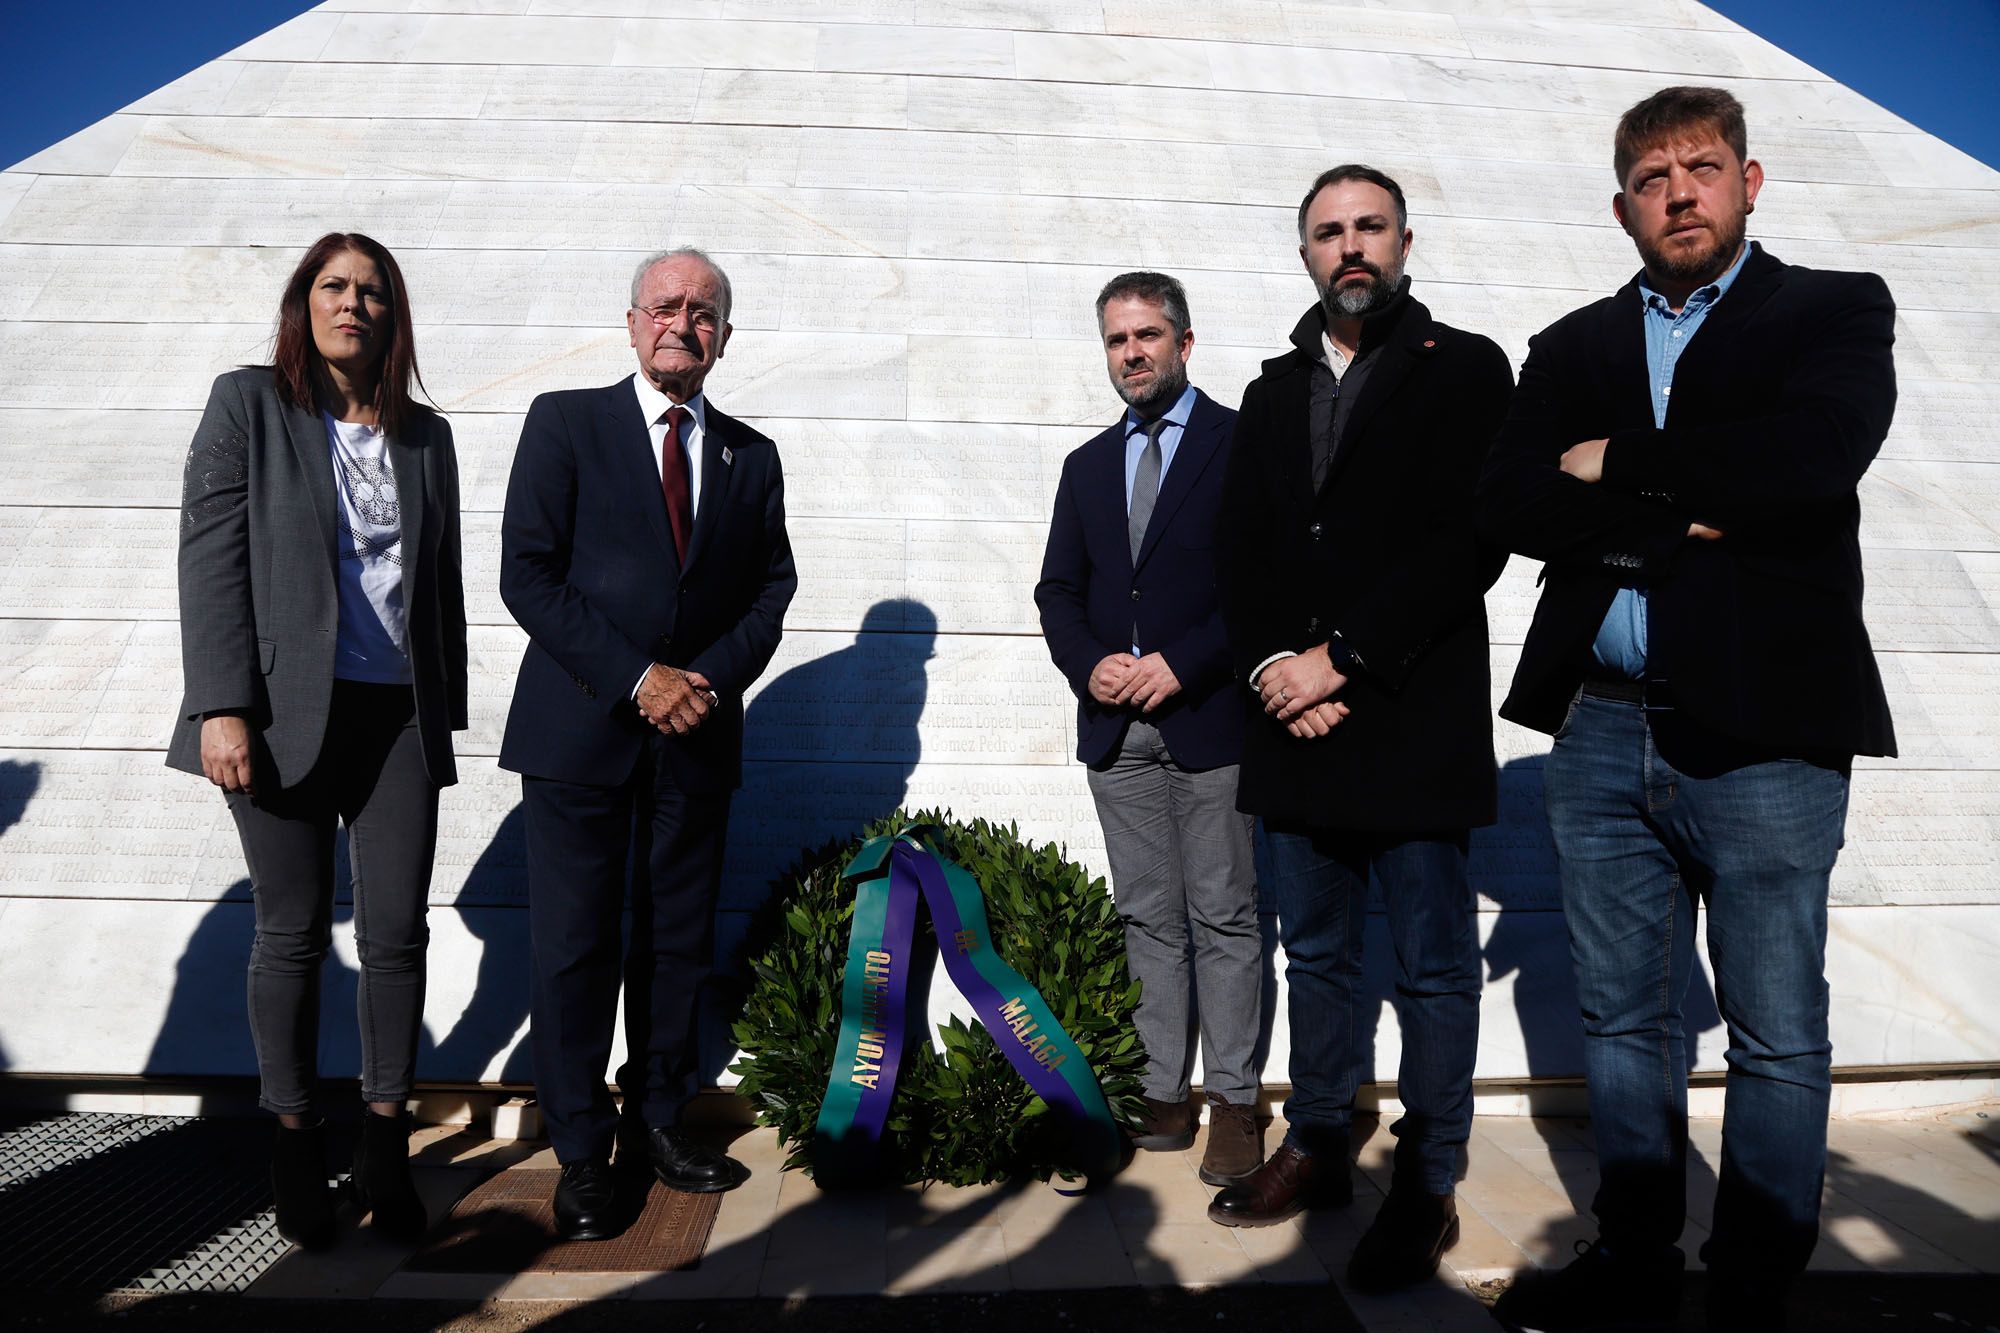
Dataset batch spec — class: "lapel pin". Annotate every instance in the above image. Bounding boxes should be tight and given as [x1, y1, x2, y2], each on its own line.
[721, 446, 734, 466]
[1423, 339, 1436, 348]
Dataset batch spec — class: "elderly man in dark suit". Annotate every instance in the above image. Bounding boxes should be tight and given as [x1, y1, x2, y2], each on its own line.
[1481, 88, 1897, 1333]
[1035, 271, 1264, 1189]
[499, 246, 795, 1239]
[1209, 166, 1513, 1292]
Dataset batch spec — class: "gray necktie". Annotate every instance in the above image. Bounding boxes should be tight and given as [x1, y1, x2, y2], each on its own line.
[1128, 416, 1167, 564]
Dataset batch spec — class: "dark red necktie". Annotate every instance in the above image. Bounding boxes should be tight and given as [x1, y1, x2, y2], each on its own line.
[661, 404, 692, 563]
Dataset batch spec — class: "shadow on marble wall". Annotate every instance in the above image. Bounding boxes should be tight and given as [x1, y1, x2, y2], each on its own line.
[143, 600, 943, 1096]
[0, 752, 32, 1072]
[0, 757, 40, 841]
[696, 597, 940, 1087]
[1481, 755, 1722, 1095]
[144, 883, 257, 1081]
[145, 807, 538, 1090]
[427, 804, 533, 1085]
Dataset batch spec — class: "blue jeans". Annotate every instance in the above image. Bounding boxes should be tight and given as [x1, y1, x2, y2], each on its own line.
[1266, 825, 1480, 1194]
[1545, 692, 1850, 1276]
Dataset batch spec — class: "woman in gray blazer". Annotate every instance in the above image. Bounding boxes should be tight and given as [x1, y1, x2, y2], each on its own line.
[170, 232, 467, 1249]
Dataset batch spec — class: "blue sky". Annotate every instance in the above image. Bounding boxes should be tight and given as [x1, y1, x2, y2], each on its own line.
[1, 1, 1996, 173]
[2, 3, 315, 171]
[1710, 0, 2000, 170]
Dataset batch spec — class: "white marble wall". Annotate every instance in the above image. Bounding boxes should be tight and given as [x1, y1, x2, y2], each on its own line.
[2, 0, 1997, 1094]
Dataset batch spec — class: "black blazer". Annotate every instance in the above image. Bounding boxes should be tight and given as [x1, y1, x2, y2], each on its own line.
[497, 377, 796, 791]
[1217, 294, 1513, 831]
[1476, 245, 1898, 759]
[169, 367, 468, 790]
[1035, 388, 1243, 770]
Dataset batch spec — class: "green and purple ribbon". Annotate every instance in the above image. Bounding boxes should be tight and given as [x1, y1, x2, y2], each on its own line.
[812, 828, 1121, 1186]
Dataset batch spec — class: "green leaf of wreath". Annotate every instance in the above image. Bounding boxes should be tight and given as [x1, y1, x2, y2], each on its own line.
[726, 809, 1150, 1186]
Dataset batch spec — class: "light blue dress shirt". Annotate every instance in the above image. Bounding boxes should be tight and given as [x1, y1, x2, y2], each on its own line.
[1590, 241, 1754, 678]
[1123, 382, 1196, 510]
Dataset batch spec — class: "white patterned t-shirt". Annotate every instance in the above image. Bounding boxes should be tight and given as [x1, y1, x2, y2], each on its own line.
[325, 412, 411, 684]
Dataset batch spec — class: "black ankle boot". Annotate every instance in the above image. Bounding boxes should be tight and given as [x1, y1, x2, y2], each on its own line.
[271, 1120, 336, 1250]
[350, 1109, 426, 1243]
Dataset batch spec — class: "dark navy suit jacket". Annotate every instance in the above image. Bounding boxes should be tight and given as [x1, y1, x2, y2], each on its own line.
[498, 376, 796, 792]
[1035, 387, 1243, 770]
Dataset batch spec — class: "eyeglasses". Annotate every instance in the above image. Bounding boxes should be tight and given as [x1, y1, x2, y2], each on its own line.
[633, 300, 722, 332]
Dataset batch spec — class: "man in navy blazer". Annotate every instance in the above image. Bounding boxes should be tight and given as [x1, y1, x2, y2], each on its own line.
[1035, 272, 1263, 1190]
[500, 247, 795, 1239]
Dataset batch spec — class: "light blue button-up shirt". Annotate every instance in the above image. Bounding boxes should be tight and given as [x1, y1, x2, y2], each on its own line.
[1590, 241, 1754, 677]
[1123, 381, 1196, 509]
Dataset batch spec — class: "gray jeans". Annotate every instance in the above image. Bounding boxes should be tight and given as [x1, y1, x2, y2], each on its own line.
[227, 680, 438, 1114]
[1086, 720, 1261, 1104]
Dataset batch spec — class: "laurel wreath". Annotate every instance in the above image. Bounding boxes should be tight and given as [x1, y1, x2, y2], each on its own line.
[728, 810, 1148, 1186]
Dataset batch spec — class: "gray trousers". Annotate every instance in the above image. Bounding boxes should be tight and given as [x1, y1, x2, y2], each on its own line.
[1085, 720, 1261, 1104]
[228, 680, 438, 1114]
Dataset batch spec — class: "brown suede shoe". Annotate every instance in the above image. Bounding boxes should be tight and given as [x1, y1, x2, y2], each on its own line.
[1206, 1140, 1353, 1227]
[1198, 1093, 1263, 1186]
[1128, 1095, 1196, 1151]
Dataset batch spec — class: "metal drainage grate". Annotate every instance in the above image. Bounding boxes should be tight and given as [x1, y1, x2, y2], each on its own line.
[0, 1111, 293, 1293]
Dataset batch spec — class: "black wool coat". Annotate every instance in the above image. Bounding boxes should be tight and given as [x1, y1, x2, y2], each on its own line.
[1216, 291, 1514, 831]
[1476, 245, 1898, 760]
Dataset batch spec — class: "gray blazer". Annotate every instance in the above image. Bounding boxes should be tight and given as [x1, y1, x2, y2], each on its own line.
[168, 367, 468, 790]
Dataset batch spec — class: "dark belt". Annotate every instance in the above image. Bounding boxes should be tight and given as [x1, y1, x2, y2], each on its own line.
[1579, 675, 1675, 711]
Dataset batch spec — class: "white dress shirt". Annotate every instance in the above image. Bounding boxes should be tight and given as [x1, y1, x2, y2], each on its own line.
[631, 372, 709, 523]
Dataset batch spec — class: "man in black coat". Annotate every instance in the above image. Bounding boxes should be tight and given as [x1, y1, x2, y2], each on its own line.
[500, 247, 795, 1239]
[1209, 165, 1513, 1293]
[1480, 88, 1896, 1333]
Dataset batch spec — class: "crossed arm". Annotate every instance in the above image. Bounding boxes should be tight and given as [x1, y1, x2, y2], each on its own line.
[1478, 276, 1895, 570]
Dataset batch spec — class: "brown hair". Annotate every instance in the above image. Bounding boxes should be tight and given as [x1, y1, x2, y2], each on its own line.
[270, 232, 431, 437]
[1613, 86, 1748, 187]
[1095, 271, 1192, 340]
[1297, 164, 1408, 239]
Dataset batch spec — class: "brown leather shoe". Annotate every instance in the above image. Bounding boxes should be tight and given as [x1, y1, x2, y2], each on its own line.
[1207, 1140, 1352, 1227]
[1128, 1095, 1196, 1151]
[1198, 1093, 1263, 1186]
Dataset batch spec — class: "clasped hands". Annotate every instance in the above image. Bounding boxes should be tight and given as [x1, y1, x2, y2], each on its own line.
[1559, 438, 1722, 541]
[638, 664, 718, 736]
[1257, 645, 1350, 740]
[1088, 652, 1181, 714]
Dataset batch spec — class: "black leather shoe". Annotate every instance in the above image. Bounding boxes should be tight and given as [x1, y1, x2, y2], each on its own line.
[1346, 1186, 1459, 1292]
[1705, 1267, 1789, 1331]
[553, 1156, 625, 1241]
[644, 1126, 746, 1194]
[1490, 1239, 1683, 1332]
[271, 1120, 336, 1250]
[1207, 1140, 1353, 1227]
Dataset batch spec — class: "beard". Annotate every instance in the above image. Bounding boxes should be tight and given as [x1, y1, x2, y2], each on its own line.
[1318, 256, 1404, 319]
[1637, 208, 1747, 286]
[1111, 355, 1190, 415]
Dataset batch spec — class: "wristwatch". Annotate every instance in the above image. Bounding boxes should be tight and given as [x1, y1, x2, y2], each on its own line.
[1326, 632, 1364, 678]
